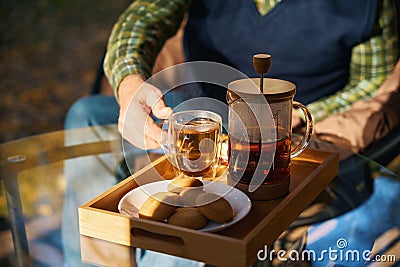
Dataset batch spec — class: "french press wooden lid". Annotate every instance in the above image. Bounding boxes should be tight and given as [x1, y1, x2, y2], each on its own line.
[227, 54, 296, 103]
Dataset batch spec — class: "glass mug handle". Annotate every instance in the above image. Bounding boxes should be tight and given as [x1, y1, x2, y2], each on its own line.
[159, 118, 181, 171]
[291, 101, 313, 158]
[159, 119, 172, 153]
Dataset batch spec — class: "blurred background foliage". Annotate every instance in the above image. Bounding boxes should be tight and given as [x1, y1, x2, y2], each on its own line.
[0, 0, 130, 142]
[0, 0, 130, 218]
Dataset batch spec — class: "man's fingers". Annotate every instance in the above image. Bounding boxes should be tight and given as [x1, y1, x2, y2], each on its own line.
[118, 118, 162, 150]
[153, 103, 173, 119]
[144, 135, 162, 150]
[144, 84, 172, 119]
[144, 118, 163, 145]
[118, 82, 172, 149]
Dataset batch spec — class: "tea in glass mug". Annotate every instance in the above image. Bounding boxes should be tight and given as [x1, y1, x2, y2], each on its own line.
[161, 110, 222, 179]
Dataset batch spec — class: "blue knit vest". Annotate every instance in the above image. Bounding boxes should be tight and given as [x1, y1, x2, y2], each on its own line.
[183, 0, 379, 104]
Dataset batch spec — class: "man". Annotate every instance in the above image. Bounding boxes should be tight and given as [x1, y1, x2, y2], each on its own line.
[63, 0, 398, 266]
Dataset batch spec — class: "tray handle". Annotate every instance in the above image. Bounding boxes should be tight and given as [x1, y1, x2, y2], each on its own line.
[130, 219, 188, 253]
[131, 227, 184, 247]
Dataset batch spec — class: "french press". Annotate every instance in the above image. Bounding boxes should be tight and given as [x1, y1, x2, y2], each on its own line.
[227, 54, 313, 200]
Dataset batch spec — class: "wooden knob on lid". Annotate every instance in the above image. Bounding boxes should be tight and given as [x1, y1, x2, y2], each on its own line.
[253, 54, 272, 92]
[253, 54, 272, 74]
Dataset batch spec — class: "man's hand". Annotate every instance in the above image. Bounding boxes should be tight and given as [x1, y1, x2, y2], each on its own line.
[118, 74, 172, 149]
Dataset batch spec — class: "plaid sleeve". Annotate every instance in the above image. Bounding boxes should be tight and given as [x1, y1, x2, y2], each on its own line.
[307, 0, 399, 122]
[103, 0, 191, 96]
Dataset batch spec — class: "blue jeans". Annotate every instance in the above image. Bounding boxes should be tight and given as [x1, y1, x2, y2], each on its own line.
[305, 174, 400, 267]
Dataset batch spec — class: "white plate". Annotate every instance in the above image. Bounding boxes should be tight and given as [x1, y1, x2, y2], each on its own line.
[118, 180, 252, 232]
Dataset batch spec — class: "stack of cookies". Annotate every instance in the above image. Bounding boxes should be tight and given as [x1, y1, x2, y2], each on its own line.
[138, 177, 234, 230]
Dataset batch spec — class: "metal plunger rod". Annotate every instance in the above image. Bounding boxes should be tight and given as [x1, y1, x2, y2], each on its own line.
[253, 54, 272, 92]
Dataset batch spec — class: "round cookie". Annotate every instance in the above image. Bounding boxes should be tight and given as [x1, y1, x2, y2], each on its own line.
[179, 187, 204, 207]
[167, 207, 208, 230]
[196, 193, 234, 223]
[139, 192, 181, 222]
[167, 177, 203, 194]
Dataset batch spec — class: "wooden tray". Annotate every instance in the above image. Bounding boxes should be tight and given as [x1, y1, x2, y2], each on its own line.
[79, 149, 339, 267]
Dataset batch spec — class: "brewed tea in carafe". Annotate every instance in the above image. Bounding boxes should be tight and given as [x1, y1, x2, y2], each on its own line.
[226, 54, 313, 200]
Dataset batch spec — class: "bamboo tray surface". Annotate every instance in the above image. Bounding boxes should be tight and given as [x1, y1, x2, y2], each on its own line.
[79, 148, 339, 267]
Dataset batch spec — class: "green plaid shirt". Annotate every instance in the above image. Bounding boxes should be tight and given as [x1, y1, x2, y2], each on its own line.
[104, 0, 398, 122]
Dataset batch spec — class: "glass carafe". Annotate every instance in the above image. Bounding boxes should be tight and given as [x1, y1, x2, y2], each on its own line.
[227, 77, 313, 200]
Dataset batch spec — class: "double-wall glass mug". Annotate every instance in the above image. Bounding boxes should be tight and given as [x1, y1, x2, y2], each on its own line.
[161, 110, 222, 180]
[226, 77, 313, 200]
